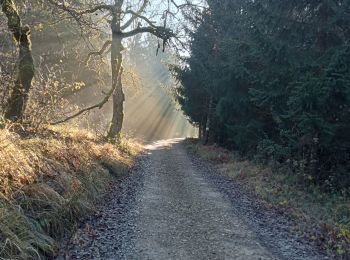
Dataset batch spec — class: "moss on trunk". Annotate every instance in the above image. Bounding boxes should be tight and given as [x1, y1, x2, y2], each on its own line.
[1, 0, 35, 121]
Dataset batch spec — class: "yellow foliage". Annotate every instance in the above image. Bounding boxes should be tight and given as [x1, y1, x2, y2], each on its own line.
[34, 22, 44, 32]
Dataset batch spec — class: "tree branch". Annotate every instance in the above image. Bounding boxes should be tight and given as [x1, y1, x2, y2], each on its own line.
[121, 25, 174, 39]
[78, 4, 113, 15]
[122, 10, 156, 28]
[169, 0, 207, 10]
[121, 0, 149, 30]
[46, 0, 112, 25]
[51, 64, 123, 125]
[1, 0, 21, 42]
[85, 40, 112, 65]
[51, 80, 116, 125]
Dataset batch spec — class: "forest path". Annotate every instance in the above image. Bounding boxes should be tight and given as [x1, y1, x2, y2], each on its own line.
[57, 139, 326, 260]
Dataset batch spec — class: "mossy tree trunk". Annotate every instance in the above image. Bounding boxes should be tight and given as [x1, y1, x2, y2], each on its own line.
[107, 9, 125, 139]
[1, 0, 34, 122]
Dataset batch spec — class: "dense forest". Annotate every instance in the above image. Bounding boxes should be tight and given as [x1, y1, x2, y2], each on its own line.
[175, 0, 350, 191]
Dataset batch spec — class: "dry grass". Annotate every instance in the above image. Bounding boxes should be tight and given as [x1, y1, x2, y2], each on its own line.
[185, 139, 350, 259]
[0, 125, 142, 259]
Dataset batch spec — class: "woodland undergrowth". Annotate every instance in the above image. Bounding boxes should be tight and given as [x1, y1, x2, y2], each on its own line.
[186, 139, 350, 259]
[0, 124, 142, 259]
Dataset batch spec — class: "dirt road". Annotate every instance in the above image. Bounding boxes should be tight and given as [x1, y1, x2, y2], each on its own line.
[57, 139, 326, 260]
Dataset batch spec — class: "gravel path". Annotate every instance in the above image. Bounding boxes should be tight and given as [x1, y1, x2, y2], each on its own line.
[57, 139, 327, 260]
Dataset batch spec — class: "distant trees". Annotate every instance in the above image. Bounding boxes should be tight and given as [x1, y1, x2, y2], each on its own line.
[175, 0, 350, 189]
[46, 0, 180, 139]
[1, 0, 202, 138]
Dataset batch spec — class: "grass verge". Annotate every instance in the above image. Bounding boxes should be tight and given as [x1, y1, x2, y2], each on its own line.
[185, 139, 350, 259]
[0, 125, 142, 259]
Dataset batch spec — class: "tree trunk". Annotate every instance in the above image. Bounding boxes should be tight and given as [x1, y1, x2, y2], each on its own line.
[204, 96, 213, 145]
[108, 64, 124, 139]
[198, 124, 202, 139]
[107, 12, 125, 140]
[199, 111, 207, 140]
[1, 0, 34, 121]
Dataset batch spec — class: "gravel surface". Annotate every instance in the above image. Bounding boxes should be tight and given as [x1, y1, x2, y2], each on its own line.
[56, 139, 327, 260]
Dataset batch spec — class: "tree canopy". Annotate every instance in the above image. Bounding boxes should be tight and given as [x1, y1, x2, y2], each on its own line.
[175, 0, 350, 190]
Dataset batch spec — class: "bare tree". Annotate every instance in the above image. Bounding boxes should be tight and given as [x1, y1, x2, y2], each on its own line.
[48, 0, 184, 139]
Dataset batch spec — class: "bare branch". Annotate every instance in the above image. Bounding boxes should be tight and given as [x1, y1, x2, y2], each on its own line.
[78, 4, 113, 15]
[123, 10, 157, 28]
[46, 0, 112, 25]
[170, 0, 207, 10]
[51, 63, 123, 126]
[121, 0, 149, 30]
[121, 25, 174, 39]
[85, 40, 112, 65]
[51, 78, 116, 125]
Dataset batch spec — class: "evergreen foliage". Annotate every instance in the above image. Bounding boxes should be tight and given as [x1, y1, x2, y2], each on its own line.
[175, 0, 350, 190]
